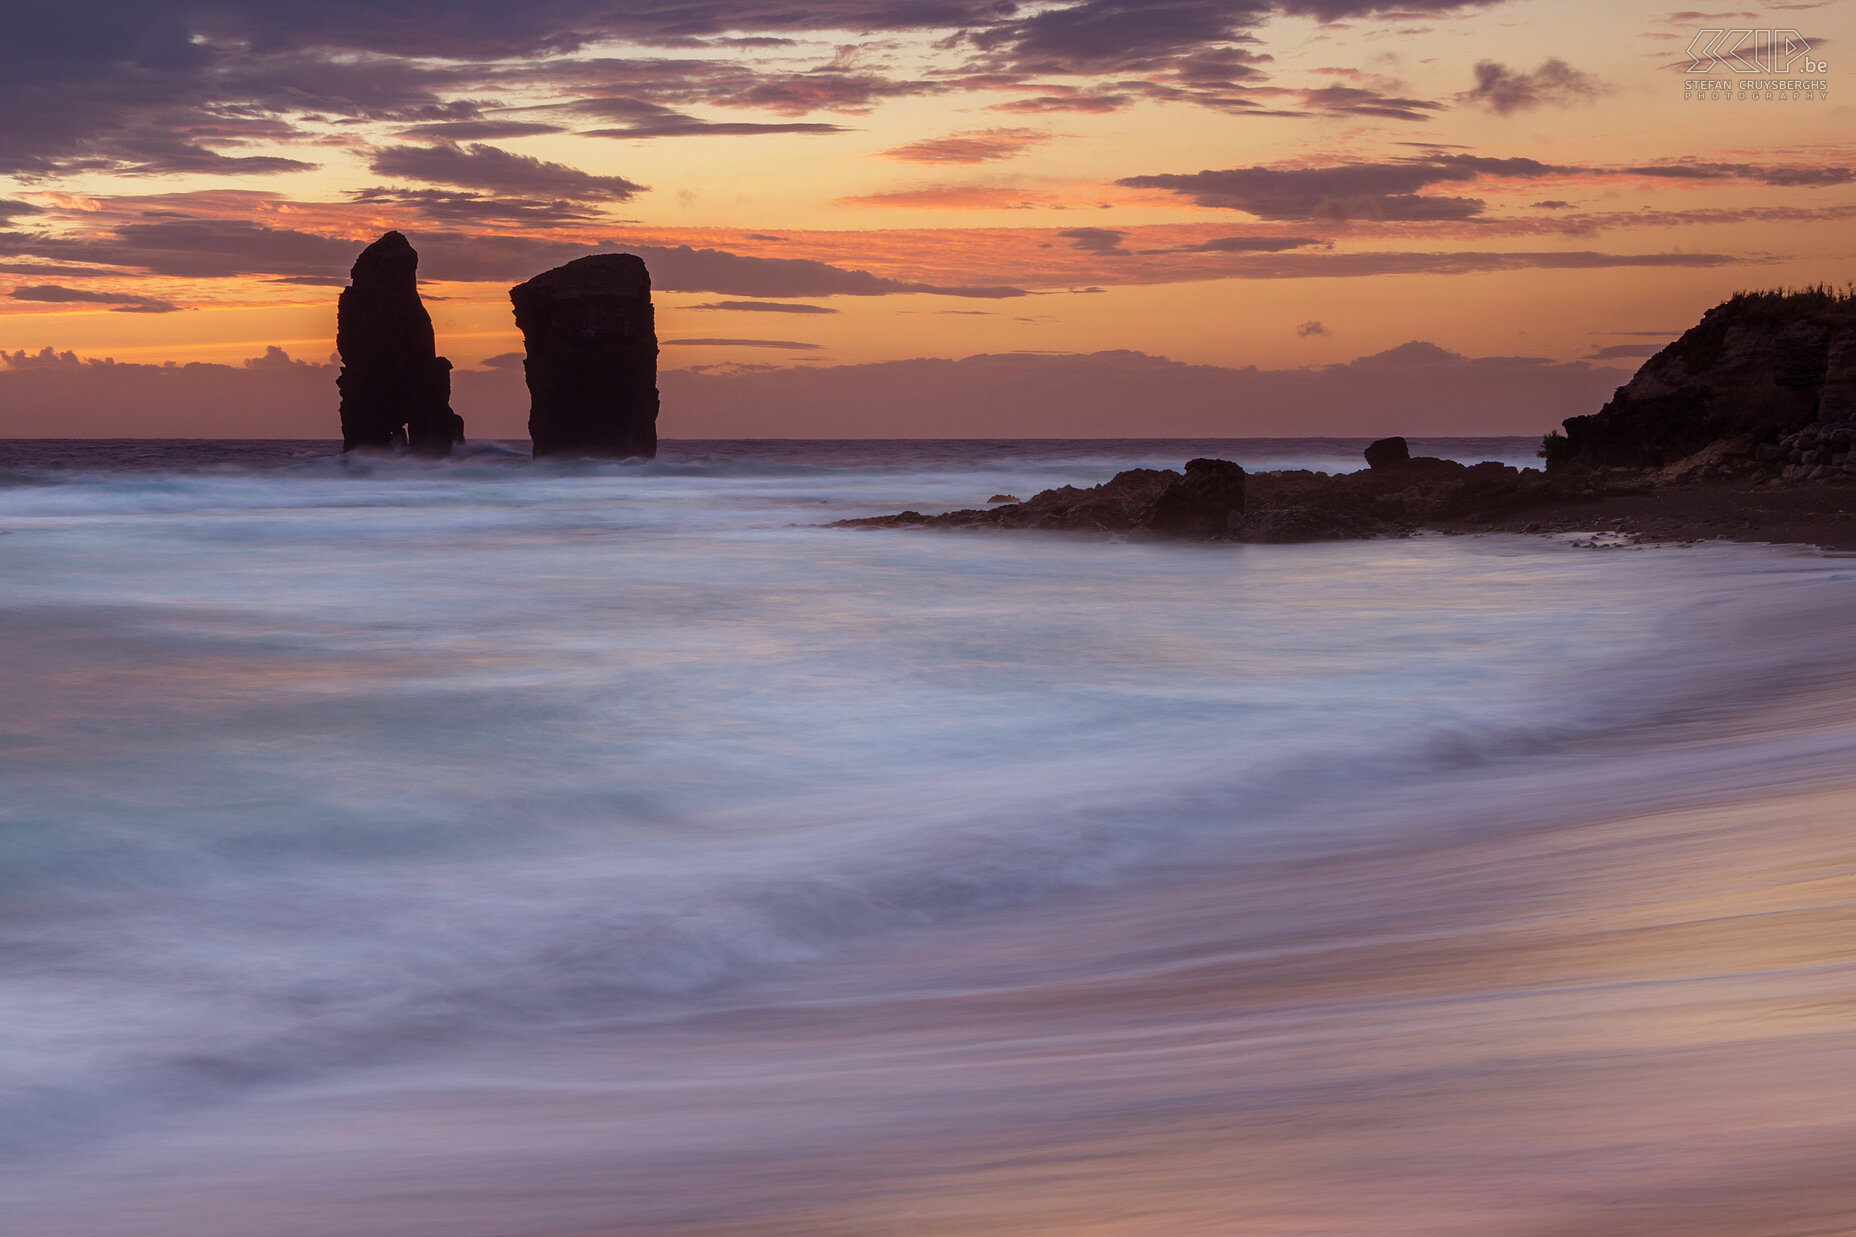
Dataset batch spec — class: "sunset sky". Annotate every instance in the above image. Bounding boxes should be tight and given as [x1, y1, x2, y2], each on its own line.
[1, 0, 1850, 437]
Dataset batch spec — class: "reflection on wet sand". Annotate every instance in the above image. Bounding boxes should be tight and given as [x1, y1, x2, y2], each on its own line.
[25, 715, 1856, 1237]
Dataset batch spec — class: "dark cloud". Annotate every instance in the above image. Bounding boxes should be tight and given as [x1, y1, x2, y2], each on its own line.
[1058, 227, 1129, 255]
[0, 10, 407, 176]
[1462, 59, 1604, 113]
[368, 143, 647, 201]
[347, 187, 608, 227]
[396, 121, 568, 140]
[187, 3, 1028, 59]
[1531, 199, 1572, 208]
[967, 0, 1497, 88]
[1758, 166, 1855, 187]
[1170, 46, 1274, 87]
[629, 243, 1029, 299]
[988, 92, 1132, 113]
[1297, 320, 1328, 336]
[8, 284, 182, 313]
[1145, 234, 1325, 254]
[687, 301, 840, 314]
[0, 261, 121, 278]
[717, 72, 939, 114]
[1586, 343, 1662, 359]
[584, 120, 847, 138]
[1119, 154, 1566, 220]
[0, 1, 1529, 178]
[0, 219, 358, 279]
[0, 215, 1031, 296]
[1275, 0, 1505, 17]
[559, 96, 846, 138]
[662, 338, 824, 349]
[0, 201, 44, 223]
[1206, 249, 1736, 278]
[974, 0, 1272, 75]
[838, 184, 1063, 209]
[1620, 161, 1855, 187]
[1296, 84, 1446, 122]
[878, 128, 1050, 164]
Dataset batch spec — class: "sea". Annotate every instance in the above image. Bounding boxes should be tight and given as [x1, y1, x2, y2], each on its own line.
[4, 437, 1856, 1235]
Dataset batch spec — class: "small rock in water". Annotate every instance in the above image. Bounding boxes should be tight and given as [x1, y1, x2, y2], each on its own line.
[1364, 437, 1412, 470]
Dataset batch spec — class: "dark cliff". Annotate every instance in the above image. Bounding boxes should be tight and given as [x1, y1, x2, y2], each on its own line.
[1547, 287, 1856, 470]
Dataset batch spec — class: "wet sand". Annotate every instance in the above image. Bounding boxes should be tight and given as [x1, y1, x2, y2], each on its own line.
[1436, 477, 1856, 552]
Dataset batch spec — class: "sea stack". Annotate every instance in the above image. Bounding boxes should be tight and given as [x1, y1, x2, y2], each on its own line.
[510, 254, 659, 459]
[335, 231, 464, 455]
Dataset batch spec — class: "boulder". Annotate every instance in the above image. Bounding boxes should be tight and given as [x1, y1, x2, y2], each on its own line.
[510, 254, 659, 458]
[1363, 436, 1411, 470]
[335, 231, 464, 454]
[1142, 457, 1247, 536]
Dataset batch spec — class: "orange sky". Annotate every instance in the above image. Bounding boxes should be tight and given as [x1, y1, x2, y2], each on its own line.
[0, 0, 1850, 436]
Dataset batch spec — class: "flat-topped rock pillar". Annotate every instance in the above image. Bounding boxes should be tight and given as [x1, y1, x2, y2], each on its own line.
[510, 254, 659, 459]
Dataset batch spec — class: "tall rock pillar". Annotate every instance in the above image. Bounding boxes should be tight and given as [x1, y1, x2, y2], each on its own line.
[510, 254, 658, 459]
[335, 231, 465, 454]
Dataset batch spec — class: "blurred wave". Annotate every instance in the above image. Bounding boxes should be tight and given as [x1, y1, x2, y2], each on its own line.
[2, 441, 1851, 1233]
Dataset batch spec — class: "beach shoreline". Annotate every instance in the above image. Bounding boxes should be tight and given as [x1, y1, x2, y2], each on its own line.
[21, 638, 1856, 1236]
[1423, 476, 1856, 552]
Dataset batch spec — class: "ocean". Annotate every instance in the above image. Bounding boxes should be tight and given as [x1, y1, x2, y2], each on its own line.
[3, 438, 1855, 1235]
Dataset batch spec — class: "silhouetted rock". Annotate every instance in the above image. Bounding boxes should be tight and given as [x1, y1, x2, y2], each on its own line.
[841, 462, 1249, 539]
[1820, 333, 1856, 423]
[510, 254, 659, 459]
[1363, 437, 1411, 469]
[839, 452, 1577, 544]
[1006, 467, 1177, 531]
[1547, 289, 1856, 470]
[336, 232, 464, 455]
[1143, 457, 1247, 536]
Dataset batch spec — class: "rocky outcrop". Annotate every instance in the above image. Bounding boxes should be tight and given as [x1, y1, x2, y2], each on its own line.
[510, 254, 659, 459]
[838, 448, 1570, 543]
[1547, 289, 1856, 470]
[336, 232, 464, 454]
[855, 460, 1247, 537]
[981, 467, 1180, 532]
